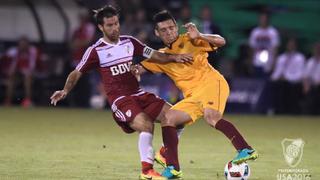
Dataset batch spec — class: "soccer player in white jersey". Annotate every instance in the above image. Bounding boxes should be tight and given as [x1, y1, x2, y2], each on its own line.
[50, 5, 191, 180]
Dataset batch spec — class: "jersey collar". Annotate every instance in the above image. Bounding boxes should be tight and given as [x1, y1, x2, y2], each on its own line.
[166, 35, 181, 49]
[100, 37, 120, 46]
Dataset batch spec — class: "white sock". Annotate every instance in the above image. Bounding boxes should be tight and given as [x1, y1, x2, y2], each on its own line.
[139, 132, 154, 164]
[177, 127, 184, 139]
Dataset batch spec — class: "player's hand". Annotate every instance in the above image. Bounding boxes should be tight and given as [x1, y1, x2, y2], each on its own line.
[130, 64, 140, 75]
[50, 90, 68, 106]
[183, 22, 200, 40]
[130, 64, 141, 82]
[169, 53, 193, 63]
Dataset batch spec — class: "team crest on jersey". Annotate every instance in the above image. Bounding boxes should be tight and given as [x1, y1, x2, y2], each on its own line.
[126, 45, 131, 54]
[178, 42, 184, 48]
[106, 53, 112, 58]
[126, 110, 132, 117]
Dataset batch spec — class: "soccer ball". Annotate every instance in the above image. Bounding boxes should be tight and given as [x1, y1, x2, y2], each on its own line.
[224, 161, 250, 180]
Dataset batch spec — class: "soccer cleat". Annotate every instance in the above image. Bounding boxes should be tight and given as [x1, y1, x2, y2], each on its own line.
[232, 148, 259, 164]
[139, 169, 167, 180]
[155, 150, 167, 168]
[161, 165, 183, 179]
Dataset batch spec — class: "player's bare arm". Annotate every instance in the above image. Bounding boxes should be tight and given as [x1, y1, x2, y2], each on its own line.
[149, 50, 193, 63]
[50, 70, 82, 106]
[183, 22, 226, 47]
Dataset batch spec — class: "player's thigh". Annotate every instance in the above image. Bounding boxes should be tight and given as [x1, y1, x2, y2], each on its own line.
[111, 96, 146, 134]
[129, 112, 154, 133]
[200, 78, 230, 115]
[204, 108, 222, 127]
[169, 98, 202, 125]
[163, 109, 192, 126]
[137, 92, 166, 123]
[155, 102, 171, 123]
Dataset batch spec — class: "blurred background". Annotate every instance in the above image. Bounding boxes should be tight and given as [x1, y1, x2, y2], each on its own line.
[1, 0, 320, 115]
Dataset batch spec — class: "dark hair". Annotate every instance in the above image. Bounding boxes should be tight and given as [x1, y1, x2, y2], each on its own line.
[153, 10, 176, 29]
[93, 5, 119, 25]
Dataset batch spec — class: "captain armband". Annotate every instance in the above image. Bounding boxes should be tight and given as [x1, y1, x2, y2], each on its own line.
[143, 46, 155, 59]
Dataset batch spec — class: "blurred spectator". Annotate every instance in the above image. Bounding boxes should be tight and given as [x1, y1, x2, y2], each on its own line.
[177, 4, 200, 34]
[124, 8, 153, 43]
[120, 11, 136, 35]
[198, 5, 223, 68]
[271, 38, 305, 114]
[249, 12, 280, 78]
[198, 5, 221, 35]
[234, 44, 252, 77]
[2, 37, 38, 107]
[68, 10, 96, 107]
[70, 10, 96, 67]
[134, 8, 153, 43]
[302, 42, 320, 115]
[121, 8, 156, 46]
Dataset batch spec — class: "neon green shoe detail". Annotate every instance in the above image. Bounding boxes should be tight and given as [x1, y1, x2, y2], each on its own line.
[232, 148, 259, 164]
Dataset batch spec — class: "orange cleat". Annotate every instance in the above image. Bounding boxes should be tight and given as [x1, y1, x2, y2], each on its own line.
[155, 149, 167, 168]
[139, 169, 167, 180]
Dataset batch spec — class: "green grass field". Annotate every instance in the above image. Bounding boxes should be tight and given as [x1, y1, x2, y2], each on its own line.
[0, 107, 319, 180]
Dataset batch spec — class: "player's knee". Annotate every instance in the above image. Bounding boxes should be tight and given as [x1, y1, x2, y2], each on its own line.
[204, 110, 222, 127]
[131, 114, 154, 133]
[156, 103, 171, 123]
[139, 120, 154, 133]
[162, 111, 177, 127]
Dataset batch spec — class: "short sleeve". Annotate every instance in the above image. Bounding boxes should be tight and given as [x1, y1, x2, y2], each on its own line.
[28, 46, 37, 70]
[141, 60, 163, 73]
[129, 36, 155, 58]
[303, 58, 314, 79]
[270, 27, 280, 47]
[249, 28, 258, 48]
[75, 46, 99, 73]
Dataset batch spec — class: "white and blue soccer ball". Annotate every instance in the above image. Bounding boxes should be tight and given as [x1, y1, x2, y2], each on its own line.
[224, 161, 250, 180]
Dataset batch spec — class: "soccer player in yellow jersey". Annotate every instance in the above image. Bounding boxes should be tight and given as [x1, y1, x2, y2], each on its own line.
[134, 10, 258, 179]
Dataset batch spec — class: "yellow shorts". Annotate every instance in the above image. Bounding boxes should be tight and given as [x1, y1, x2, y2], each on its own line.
[171, 77, 230, 124]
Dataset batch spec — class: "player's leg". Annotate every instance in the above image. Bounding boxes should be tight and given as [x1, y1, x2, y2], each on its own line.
[129, 113, 166, 180]
[139, 93, 194, 178]
[160, 109, 190, 179]
[22, 73, 32, 107]
[4, 73, 15, 106]
[161, 109, 190, 169]
[4, 60, 18, 106]
[138, 93, 185, 169]
[204, 108, 258, 163]
[155, 102, 184, 168]
[202, 78, 258, 164]
[155, 102, 185, 137]
[111, 96, 164, 179]
[130, 115, 166, 180]
[204, 108, 251, 149]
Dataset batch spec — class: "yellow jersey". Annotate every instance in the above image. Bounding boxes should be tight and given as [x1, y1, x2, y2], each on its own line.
[141, 33, 225, 97]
